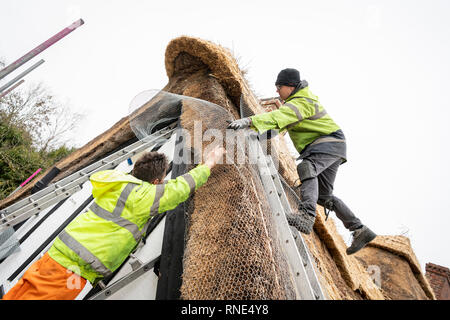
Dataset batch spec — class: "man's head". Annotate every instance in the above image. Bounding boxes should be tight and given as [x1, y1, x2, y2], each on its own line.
[275, 68, 300, 100]
[132, 152, 169, 184]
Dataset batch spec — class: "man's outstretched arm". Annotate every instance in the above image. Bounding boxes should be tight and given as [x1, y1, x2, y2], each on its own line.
[227, 105, 300, 133]
[154, 145, 225, 215]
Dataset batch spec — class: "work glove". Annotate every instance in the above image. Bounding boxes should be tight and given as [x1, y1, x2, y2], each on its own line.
[226, 117, 252, 130]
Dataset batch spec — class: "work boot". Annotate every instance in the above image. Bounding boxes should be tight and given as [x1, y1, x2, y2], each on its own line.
[346, 225, 377, 255]
[286, 207, 316, 235]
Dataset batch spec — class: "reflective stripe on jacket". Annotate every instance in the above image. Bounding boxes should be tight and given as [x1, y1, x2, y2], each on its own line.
[250, 84, 341, 153]
[48, 164, 210, 284]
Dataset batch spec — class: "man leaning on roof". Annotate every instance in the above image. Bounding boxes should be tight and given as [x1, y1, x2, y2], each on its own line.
[3, 145, 225, 300]
[228, 68, 376, 255]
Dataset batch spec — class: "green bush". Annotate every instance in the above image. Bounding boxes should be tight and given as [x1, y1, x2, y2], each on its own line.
[0, 121, 75, 199]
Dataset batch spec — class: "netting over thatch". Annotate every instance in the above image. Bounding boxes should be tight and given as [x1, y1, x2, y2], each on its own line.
[181, 106, 300, 299]
[129, 89, 298, 299]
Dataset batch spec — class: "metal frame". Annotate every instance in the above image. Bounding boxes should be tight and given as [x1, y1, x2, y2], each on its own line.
[1, 108, 325, 299]
[0, 59, 45, 94]
[0, 79, 24, 99]
[0, 125, 176, 231]
[247, 131, 325, 300]
[88, 256, 160, 300]
[1, 126, 178, 297]
[290, 226, 325, 300]
[155, 123, 189, 300]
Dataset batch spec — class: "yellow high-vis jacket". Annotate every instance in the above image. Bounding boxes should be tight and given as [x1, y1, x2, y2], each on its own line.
[251, 85, 342, 154]
[48, 164, 210, 284]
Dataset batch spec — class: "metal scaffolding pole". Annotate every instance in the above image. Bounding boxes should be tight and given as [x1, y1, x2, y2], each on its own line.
[0, 59, 45, 94]
[0, 79, 25, 99]
[0, 19, 84, 81]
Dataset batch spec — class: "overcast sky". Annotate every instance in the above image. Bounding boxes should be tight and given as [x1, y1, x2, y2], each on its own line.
[1, 0, 449, 272]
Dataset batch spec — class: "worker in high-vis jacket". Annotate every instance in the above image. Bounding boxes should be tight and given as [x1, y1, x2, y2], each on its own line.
[3, 145, 225, 300]
[228, 68, 376, 255]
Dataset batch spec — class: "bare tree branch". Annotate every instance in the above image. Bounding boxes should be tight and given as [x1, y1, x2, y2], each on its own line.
[0, 60, 84, 152]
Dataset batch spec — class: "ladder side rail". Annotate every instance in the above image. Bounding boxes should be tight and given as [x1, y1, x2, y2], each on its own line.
[289, 226, 326, 300]
[88, 256, 160, 300]
[0, 130, 172, 230]
[261, 143, 326, 300]
[0, 185, 82, 232]
[0, 127, 175, 218]
[247, 132, 316, 300]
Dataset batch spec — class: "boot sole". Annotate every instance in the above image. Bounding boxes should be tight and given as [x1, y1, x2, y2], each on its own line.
[286, 217, 314, 235]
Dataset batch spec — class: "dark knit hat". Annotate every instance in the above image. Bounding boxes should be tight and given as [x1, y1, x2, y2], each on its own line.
[275, 68, 301, 87]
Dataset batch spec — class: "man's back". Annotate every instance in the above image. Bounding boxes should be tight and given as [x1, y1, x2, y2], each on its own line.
[49, 165, 211, 284]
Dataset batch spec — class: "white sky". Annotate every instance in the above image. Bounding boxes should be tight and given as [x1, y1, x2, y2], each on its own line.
[1, 0, 449, 273]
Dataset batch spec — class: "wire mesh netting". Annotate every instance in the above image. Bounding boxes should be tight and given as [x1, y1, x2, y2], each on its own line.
[129, 90, 299, 299]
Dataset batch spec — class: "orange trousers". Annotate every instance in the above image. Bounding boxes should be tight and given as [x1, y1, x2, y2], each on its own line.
[2, 252, 87, 300]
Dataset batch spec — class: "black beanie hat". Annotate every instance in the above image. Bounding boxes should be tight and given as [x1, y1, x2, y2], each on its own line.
[275, 68, 300, 87]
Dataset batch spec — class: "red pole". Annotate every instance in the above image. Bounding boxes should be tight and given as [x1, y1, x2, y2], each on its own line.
[8, 168, 42, 197]
[0, 19, 84, 81]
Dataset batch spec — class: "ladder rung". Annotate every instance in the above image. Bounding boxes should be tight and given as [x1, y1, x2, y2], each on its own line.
[250, 132, 326, 300]
[0, 126, 176, 229]
[249, 133, 317, 300]
[0, 185, 82, 232]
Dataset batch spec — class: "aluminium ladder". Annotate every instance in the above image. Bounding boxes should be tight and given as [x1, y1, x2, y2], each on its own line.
[247, 131, 326, 300]
[0, 125, 176, 233]
[0, 125, 178, 299]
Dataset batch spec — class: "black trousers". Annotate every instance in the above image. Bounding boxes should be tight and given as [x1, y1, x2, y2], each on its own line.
[298, 153, 363, 231]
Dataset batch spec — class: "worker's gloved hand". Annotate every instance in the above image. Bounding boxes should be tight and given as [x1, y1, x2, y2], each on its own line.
[226, 118, 251, 130]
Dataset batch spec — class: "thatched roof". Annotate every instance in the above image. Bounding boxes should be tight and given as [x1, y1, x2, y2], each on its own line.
[1, 36, 435, 300]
